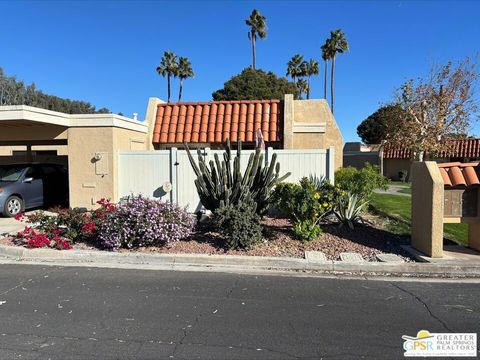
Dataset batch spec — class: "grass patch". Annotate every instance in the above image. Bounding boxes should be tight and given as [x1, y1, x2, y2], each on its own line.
[389, 181, 411, 187]
[397, 187, 411, 194]
[369, 193, 467, 245]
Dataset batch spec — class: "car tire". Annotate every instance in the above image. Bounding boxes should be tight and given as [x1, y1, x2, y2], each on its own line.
[3, 196, 24, 218]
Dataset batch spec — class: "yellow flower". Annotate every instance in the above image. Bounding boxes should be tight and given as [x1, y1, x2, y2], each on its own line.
[313, 193, 320, 200]
[322, 203, 329, 207]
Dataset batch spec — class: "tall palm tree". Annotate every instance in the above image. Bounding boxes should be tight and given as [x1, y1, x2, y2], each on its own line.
[296, 78, 308, 100]
[156, 51, 178, 103]
[286, 54, 305, 85]
[303, 58, 319, 99]
[327, 29, 349, 114]
[177, 57, 194, 102]
[321, 39, 332, 100]
[245, 9, 267, 70]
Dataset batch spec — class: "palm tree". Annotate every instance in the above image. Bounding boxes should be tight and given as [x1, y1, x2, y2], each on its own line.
[245, 9, 267, 70]
[286, 54, 305, 85]
[177, 57, 194, 102]
[156, 51, 178, 103]
[303, 58, 319, 99]
[321, 39, 332, 100]
[296, 78, 308, 100]
[327, 29, 349, 114]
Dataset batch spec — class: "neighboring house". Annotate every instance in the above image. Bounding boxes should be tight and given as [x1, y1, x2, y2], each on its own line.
[343, 139, 480, 180]
[0, 94, 342, 209]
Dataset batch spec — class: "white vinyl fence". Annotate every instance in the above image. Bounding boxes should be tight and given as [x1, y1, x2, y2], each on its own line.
[118, 147, 334, 211]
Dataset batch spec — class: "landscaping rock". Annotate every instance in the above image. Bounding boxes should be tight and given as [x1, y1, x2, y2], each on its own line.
[376, 253, 404, 263]
[305, 251, 328, 263]
[340, 252, 365, 263]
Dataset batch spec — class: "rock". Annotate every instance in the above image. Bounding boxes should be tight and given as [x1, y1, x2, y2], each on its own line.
[340, 252, 365, 262]
[305, 251, 328, 263]
[376, 253, 404, 263]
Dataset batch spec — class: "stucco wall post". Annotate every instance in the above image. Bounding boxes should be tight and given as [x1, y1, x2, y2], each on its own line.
[145, 97, 164, 150]
[282, 94, 294, 149]
[411, 161, 444, 257]
[468, 223, 480, 252]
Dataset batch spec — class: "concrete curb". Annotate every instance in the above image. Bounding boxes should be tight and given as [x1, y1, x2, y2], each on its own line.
[0, 245, 479, 278]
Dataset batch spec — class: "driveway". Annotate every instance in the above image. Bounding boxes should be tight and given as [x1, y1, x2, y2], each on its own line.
[0, 215, 28, 236]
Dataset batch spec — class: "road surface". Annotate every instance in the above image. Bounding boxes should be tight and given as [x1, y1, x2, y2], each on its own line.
[0, 264, 478, 359]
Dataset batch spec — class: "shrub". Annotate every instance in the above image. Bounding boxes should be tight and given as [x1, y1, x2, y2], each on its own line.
[334, 192, 368, 229]
[274, 177, 334, 242]
[214, 199, 263, 249]
[335, 163, 388, 199]
[15, 226, 72, 250]
[97, 194, 195, 250]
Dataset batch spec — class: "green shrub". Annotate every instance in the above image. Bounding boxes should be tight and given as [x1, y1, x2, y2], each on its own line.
[274, 177, 334, 242]
[214, 200, 263, 249]
[335, 163, 388, 199]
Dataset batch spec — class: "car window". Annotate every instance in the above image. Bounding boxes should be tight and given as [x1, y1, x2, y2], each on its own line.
[25, 167, 42, 180]
[0, 165, 27, 182]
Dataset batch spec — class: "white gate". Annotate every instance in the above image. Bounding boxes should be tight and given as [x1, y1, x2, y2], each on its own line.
[118, 147, 334, 210]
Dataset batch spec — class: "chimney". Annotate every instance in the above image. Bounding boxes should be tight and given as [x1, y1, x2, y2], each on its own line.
[133, 112, 138, 121]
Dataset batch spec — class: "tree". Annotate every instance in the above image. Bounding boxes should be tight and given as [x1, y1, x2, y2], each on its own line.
[156, 51, 178, 103]
[356, 105, 404, 144]
[296, 78, 308, 99]
[384, 57, 479, 161]
[303, 58, 319, 99]
[286, 54, 305, 84]
[321, 39, 332, 100]
[245, 9, 267, 70]
[212, 68, 299, 100]
[177, 57, 194, 101]
[0, 67, 110, 114]
[327, 29, 349, 114]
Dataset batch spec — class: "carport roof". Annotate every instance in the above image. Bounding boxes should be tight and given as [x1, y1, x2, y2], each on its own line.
[0, 105, 148, 133]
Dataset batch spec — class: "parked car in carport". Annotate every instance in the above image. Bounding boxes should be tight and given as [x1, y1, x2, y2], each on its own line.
[0, 163, 69, 217]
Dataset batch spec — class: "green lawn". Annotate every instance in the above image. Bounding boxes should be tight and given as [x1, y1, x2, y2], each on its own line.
[369, 193, 467, 245]
[389, 181, 411, 187]
[397, 187, 411, 194]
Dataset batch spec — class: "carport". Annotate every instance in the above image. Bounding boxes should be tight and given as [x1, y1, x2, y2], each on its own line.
[0, 105, 149, 210]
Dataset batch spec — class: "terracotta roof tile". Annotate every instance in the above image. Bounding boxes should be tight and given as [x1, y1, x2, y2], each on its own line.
[384, 139, 480, 159]
[153, 100, 282, 145]
[438, 162, 480, 187]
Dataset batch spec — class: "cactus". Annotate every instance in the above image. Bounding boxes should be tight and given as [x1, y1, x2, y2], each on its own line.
[185, 140, 290, 216]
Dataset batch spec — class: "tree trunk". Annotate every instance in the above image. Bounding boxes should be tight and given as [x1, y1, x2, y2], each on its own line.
[179, 78, 183, 102]
[252, 34, 256, 70]
[307, 76, 311, 100]
[167, 74, 171, 103]
[323, 60, 327, 99]
[330, 55, 336, 114]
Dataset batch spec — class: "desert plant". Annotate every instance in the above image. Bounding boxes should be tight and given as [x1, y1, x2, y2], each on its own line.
[185, 140, 290, 217]
[398, 170, 408, 182]
[335, 163, 388, 199]
[97, 194, 195, 250]
[334, 192, 368, 229]
[214, 198, 263, 249]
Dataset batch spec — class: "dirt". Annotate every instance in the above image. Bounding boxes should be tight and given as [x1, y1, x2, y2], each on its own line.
[0, 214, 414, 262]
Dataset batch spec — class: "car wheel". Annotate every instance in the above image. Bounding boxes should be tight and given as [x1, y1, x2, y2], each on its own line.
[3, 196, 24, 217]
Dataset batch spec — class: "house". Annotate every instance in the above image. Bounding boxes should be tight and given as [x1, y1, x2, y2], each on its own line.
[343, 139, 480, 180]
[0, 94, 343, 209]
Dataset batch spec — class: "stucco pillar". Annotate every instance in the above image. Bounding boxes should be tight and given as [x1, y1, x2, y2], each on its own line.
[145, 97, 164, 150]
[411, 161, 444, 257]
[282, 94, 294, 149]
[468, 223, 480, 252]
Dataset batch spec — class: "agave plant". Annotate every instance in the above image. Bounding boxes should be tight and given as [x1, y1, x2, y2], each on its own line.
[334, 192, 368, 229]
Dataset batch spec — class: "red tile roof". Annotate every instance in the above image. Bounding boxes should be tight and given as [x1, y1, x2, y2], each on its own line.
[152, 100, 282, 144]
[383, 139, 480, 159]
[438, 162, 480, 187]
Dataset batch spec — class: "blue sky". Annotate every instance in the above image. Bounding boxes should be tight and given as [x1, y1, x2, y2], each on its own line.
[1, 0, 479, 142]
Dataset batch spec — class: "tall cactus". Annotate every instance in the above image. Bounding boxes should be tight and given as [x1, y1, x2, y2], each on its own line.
[185, 140, 290, 216]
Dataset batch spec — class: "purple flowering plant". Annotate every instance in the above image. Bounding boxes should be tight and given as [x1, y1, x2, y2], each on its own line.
[97, 194, 195, 250]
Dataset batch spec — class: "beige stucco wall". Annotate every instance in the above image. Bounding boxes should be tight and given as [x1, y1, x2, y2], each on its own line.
[411, 161, 444, 257]
[67, 127, 148, 209]
[286, 98, 343, 170]
[0, 122, 67, 142]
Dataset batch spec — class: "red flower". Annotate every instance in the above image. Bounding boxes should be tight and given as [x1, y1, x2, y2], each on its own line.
[81, 221, 96, 234]
[14, 212, 25, 221]
[27, 234, 50, 248]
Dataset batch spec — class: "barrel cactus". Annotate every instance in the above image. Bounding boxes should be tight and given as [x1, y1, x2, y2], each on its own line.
[185, 140, 290, 216]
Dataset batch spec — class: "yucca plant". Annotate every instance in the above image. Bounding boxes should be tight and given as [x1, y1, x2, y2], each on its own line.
[334, 192, 368, 230]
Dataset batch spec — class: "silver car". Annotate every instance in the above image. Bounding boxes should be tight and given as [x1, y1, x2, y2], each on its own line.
[0, 163, 69, 217]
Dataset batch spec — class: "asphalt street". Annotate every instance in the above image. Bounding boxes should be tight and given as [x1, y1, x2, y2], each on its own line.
[0, 264, 478, 359]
